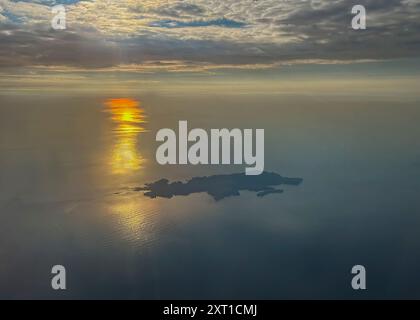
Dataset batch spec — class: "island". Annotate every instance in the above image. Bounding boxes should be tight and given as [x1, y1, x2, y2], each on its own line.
[134, 172, 303, 201]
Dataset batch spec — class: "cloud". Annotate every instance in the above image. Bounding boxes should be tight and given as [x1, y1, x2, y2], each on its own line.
[0, 0, 419, 71]
[149, 17, 246, 29]
[0, 23, 119, 68]
[150, 2, 206, 18]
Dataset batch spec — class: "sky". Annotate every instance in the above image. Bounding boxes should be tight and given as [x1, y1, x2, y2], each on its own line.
[0, 0, 419, 91]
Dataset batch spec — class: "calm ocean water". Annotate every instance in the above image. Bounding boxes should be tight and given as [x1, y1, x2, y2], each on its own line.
[1, 92, 420, 299]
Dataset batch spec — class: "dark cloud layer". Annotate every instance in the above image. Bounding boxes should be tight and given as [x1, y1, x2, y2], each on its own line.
[0, 0, 419, 70]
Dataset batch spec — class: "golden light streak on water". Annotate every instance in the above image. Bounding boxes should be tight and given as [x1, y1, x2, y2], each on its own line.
[104, 98, 146, 175]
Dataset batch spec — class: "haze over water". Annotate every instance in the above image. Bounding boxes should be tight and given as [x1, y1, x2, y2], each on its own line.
[1, 85, 420, 299]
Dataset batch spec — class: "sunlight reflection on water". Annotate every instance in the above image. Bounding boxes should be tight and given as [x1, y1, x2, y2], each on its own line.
[103, 98, 158, 244]
[104, 98, 147, 175]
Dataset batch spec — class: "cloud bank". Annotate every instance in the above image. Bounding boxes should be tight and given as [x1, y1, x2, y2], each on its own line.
[0, 0, 419, 71]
